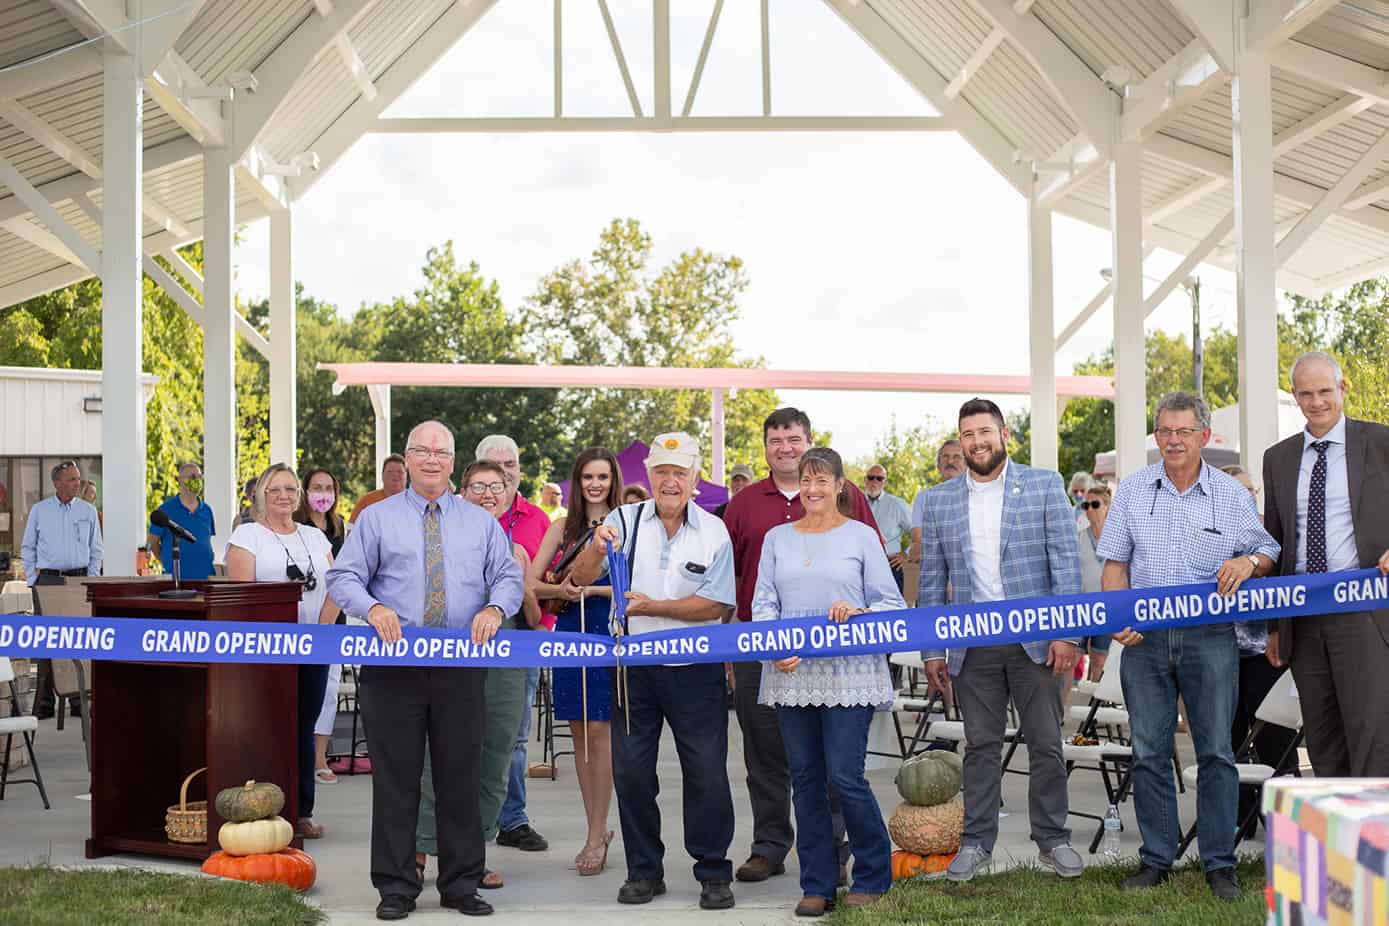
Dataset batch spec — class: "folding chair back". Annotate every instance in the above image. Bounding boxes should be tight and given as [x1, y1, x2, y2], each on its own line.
[0, 657, 14, 685]
[1093, 642, 1125, 704]
[1253, 667, 1301, 731]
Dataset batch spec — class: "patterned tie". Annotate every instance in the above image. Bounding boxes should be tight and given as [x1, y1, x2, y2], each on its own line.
[422, 501, 447, 627]
[1306, 440, 1330, 574]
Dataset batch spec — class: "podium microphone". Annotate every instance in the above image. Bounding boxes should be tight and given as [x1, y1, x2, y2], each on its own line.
[151, 509, 200, 598]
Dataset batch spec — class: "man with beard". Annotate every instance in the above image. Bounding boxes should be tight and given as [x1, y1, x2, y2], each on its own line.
[919, 398, 1085, 883]
[721, 407, 879, 885]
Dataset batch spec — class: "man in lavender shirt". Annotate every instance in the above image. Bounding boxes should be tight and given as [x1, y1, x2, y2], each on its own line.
[327, 420, 524, 921]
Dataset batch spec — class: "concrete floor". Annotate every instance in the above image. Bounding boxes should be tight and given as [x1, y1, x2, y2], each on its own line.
[0, 694, 1224, 925]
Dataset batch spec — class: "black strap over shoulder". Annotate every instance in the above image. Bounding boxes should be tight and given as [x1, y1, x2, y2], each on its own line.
[616, 501, 646, 577]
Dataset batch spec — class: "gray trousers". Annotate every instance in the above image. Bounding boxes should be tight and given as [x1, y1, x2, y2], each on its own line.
[1291, 612, 1389, 777]
[732, 660, 848, 865]
[955, 644, 1071, 854]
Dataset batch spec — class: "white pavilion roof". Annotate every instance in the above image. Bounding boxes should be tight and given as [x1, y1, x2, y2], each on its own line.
[4, 0, 1389, 309]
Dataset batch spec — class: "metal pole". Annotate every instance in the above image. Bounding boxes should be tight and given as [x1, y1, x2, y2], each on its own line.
[1190, 278, 1203, 398]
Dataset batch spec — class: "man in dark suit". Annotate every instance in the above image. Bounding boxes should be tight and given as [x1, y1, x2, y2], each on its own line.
[1263, 351, 1389, 777]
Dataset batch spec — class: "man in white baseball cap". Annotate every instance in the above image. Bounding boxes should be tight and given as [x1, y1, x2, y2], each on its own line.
[570, 431, 738, 910]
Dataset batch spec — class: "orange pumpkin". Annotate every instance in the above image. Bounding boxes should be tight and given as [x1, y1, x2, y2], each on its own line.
[891, 849, 957, 880]
[202, 847, 316, 891]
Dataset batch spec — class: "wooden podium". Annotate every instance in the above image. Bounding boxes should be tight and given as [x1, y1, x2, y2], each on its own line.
[84, 578, 306, 860]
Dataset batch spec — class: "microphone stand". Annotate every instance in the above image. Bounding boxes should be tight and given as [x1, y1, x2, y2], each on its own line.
[159, 534, 199, 599]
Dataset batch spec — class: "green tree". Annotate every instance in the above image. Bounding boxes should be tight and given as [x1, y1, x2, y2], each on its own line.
[523, 219, 780, 480]
[1283, 281, 1389, 422]
[848, 418, 954, 505]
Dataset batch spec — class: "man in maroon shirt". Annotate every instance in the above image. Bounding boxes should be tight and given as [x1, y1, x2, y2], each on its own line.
[721, 407, 881, 884]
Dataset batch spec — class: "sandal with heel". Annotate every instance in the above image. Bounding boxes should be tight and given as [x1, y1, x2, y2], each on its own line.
[575, 831, 614, 877]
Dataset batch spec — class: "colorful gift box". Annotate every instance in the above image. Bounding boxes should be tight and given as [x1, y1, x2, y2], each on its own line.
[1263, 778, 1389, 926]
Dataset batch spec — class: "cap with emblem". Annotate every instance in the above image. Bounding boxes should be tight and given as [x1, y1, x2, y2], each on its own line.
[729, 463, 754, 481]
[646, 432, 701, 471]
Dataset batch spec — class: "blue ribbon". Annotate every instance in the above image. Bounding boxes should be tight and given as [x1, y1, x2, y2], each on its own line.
[2, 569, 1386, 668]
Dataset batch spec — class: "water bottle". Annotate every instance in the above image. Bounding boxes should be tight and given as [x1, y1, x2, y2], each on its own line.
[1101, 804, 1122, 862]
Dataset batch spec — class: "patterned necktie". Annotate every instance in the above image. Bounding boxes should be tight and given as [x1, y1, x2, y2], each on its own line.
[1306, 440, 1330, 574]
[423, 501, 447, 627]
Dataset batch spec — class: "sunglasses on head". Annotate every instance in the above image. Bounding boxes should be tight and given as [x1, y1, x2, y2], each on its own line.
[1081, 499, 1105, 510]
[286, 562, 317, 591]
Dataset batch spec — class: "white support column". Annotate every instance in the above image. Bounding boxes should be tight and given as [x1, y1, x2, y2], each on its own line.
[710, 388, 726, 486]
[653, 0, 671, 121]
[269, 209, 297, 466]
[1231, 26, 1280, 479]
[1027, 177, 1058, 472]
[1110, 138, 1147, 478]
[368, 384, 392, 487]
[101, 50, 145, 578]
[203, 148, 238, 558]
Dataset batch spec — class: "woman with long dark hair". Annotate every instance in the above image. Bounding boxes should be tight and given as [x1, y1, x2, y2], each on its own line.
[752, 448, 901, 915]
[529, 447, 623, 876]
[294, 466, 347, 557]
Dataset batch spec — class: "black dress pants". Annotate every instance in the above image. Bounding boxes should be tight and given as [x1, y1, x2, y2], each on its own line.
[359, 665, 487, 901]
[298, 663, 330, 819]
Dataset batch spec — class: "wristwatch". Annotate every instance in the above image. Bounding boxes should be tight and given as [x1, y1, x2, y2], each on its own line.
[484, 603, 507, 620]
[1246, 554, 1260, 572]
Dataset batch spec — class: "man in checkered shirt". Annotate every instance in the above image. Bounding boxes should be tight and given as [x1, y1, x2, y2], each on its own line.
[1097, 392, 1279, 903]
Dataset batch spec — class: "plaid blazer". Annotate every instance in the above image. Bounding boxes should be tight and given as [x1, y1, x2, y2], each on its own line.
[918, 461, 1083, 675]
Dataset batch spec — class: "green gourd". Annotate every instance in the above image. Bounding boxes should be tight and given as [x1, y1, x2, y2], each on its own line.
[214, 780, 286, 823]
[894, 750, 964, 806]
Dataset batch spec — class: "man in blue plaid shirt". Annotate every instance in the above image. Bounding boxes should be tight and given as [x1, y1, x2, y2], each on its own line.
[1097, 392, 1279, 903]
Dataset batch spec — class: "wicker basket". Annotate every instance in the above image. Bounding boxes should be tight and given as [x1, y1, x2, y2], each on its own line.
[165, 767, 208, 844]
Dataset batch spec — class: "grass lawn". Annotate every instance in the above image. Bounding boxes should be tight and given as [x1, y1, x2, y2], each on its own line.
[832, 856, 1266, 925]
[0, 866, 325, 925]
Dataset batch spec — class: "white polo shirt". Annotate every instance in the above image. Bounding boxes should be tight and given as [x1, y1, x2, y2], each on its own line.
[602, 499, 737, 638]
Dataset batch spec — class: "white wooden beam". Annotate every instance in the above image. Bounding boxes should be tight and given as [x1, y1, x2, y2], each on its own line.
[1036, 137, 1106, 206]
[1271, 41, 1389, 106]
[761, 0, 772, 116]
[237, 146, 291, 212]
[269, 209, 296, 462]
[1246, 0, 1342, 53]
[1054, 244, 1157, 350]
[1119, 39, 1226, 142]
[1012, 0, 1036, 12]
[291, 0, 501, 199]
[1027, 181, 1058, 471]
[825, 0, 1030, 193]
[1110, 137, 1146, 478]
[231, 0, 382, 159]
[654, 0, 672, 120]
[597, 0, 643, 118]
[1143, 211, 1234, 314]
[1345, 175, 1389, 210]
[0, 153, 100, 271]
[1277, 126, 1389, 265]
[945, 27, 1004, 100]
[145, 50, 227, 146]
[333, 34, 378, 101]
[143, 253, 205, 326]
[1, 216, 87, 267]
[1166, 0, 1236, 72]
[973, 0, 1118, 152]
[0, 98, 102, 178]
[0, 46, 101, 100]
[682, 0, 725, 117]
[1148, 176, 1226, 224]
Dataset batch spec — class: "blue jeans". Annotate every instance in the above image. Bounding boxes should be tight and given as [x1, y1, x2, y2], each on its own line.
[1119, 624, 1238, 872]
[777, 704, 892, 899]
[499, 666, 540, 832]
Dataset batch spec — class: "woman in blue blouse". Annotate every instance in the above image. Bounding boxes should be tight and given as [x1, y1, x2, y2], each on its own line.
[752, 448, 904, 916]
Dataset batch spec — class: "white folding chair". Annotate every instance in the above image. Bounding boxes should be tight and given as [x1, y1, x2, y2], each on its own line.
[1063, 643, 1138, 851]
[0, 657, 50, 809]
[1175, 668, 1302, 858]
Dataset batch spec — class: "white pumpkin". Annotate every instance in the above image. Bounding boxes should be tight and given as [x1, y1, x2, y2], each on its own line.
[217, 815, 294, 857]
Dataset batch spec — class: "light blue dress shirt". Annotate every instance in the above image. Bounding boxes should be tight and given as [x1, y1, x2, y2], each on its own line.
[1096, 461, 1279, 589]
[21, 495, 102, 585]
[326, 487, 523, 630]
[866, 490, 912, 555]
[1294, 415, 1358, 574]
[753, 520, 904, 708]
[910, 489, 928, 530]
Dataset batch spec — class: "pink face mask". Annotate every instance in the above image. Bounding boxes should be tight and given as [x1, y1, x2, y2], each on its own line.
[308, 492, 336, 513]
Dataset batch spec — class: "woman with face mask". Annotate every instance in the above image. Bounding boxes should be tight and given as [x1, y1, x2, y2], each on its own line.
[294, 467, 348, 783]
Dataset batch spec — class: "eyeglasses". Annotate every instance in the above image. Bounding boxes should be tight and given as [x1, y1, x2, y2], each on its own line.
[265, 486, 299, 497]
[1154, 427, 1203, 440]
[1081, 499, 1106, 510]
[864, 475, 885, 482]
[466, 481, 507, 496]
[407, 446, 455, 461]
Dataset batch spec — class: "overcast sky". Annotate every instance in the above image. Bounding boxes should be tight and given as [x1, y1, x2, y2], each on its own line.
[233, 0, 1240, 463]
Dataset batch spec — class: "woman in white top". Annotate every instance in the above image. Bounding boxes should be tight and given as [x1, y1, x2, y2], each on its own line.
[226, 463, 340, 840]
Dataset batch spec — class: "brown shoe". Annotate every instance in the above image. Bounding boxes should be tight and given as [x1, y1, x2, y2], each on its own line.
[795, 896, 834, 917]
[841, 892, 884, 908]
[735, 855, 786, 882]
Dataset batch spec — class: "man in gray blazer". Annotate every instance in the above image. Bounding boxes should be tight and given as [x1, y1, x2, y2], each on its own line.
[1263, 351, 1389, 777]
[920, 398, 1084, 882]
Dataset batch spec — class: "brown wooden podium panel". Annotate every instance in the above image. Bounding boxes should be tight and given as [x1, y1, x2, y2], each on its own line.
[84, 578, 306, 860]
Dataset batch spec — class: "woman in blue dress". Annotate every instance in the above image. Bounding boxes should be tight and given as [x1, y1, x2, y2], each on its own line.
[529, 447, 623, 876]
[752, 447, 904, 916]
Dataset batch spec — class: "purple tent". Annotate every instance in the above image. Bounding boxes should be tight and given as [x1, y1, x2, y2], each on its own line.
[558, 440, 729, 513]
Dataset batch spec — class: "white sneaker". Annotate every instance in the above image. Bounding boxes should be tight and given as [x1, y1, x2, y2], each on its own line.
[946, 845, 992, 882]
